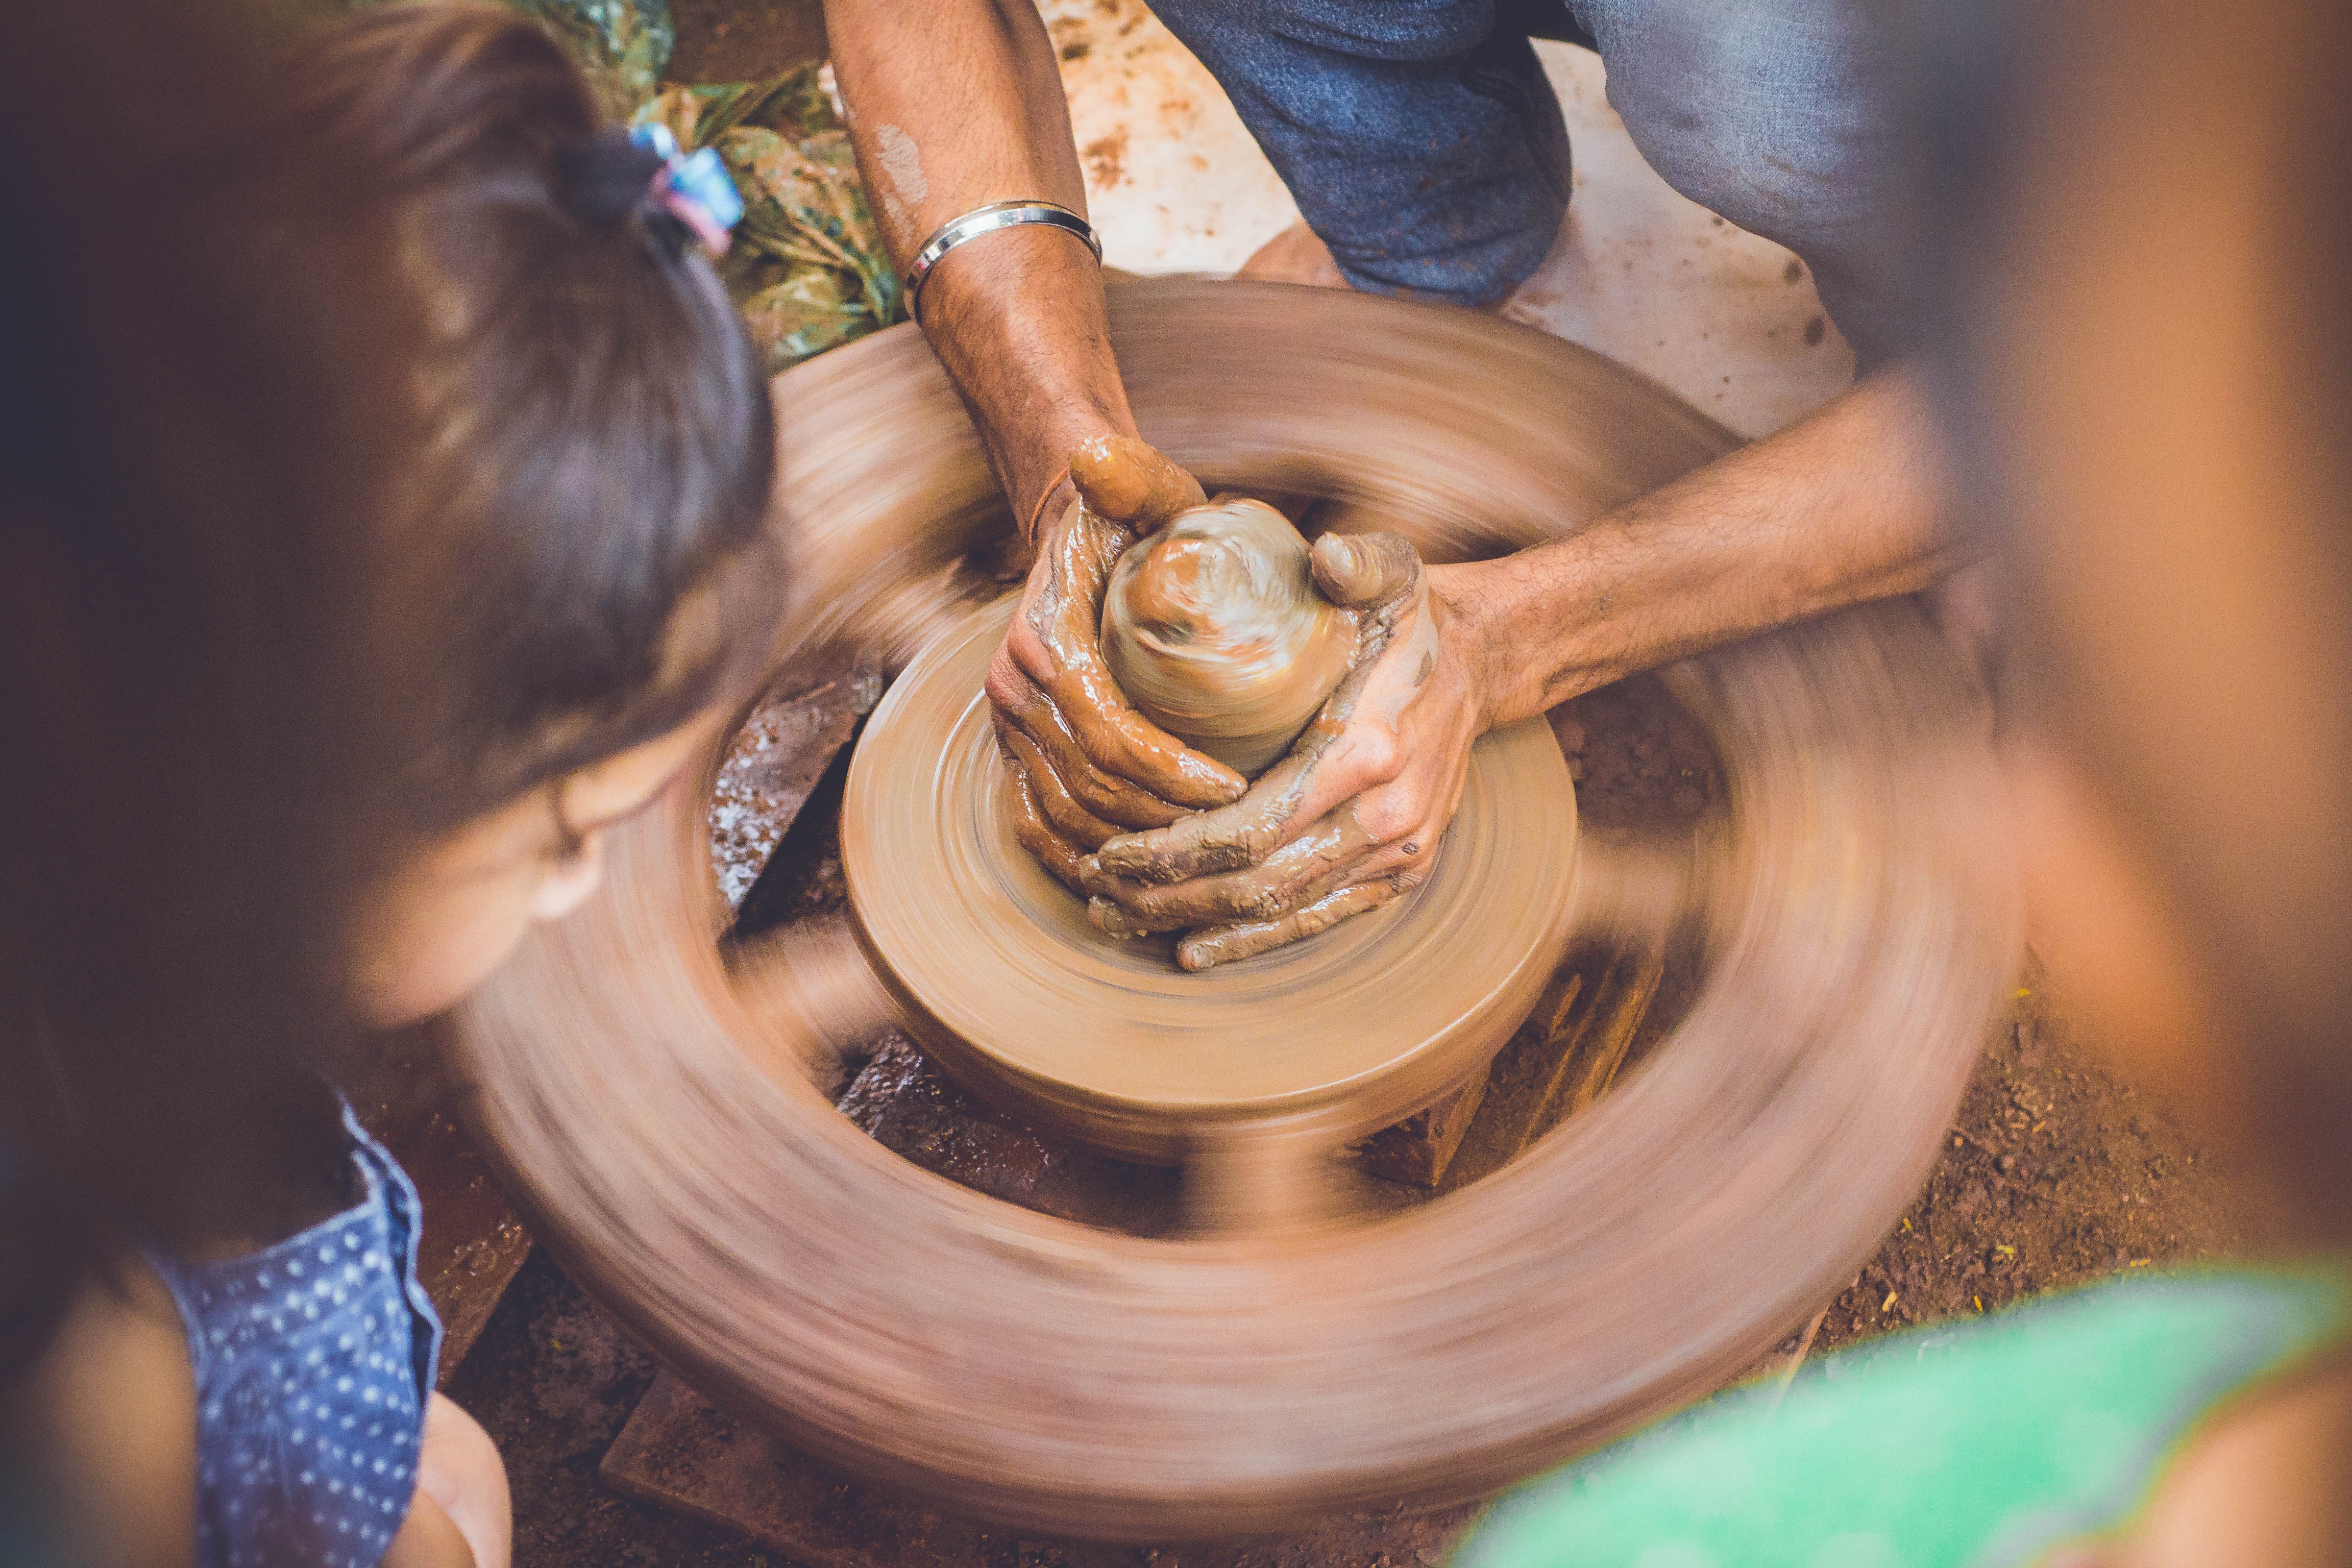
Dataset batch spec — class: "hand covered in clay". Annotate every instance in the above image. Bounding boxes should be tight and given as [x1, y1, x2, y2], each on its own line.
[1082, 534, 1489, 970]
[990, 436, 1250, 887]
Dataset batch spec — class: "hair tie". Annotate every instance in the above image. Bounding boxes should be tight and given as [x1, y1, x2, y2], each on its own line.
[552, 130, 666, 226]
[627, 123, 745, 258]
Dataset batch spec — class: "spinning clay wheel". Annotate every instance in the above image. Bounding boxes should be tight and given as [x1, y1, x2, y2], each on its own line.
[846, 592, 1577, 1167]
[451, 279, 2019, 1538]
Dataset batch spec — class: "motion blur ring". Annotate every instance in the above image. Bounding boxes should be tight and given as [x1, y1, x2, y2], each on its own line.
[450, 279, 2019, 1539]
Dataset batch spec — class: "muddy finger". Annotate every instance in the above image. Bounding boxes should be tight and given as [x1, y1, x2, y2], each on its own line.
[1005, 772, 1092, 891]
[1050, 681, 1250, 810]
[1023, 597, 1248, 810]
[1093, 807, 1380, 925]
[1017, 505, 1247, 811]
[1308, 530, 1422, 611]
[994, 720, 1119, 848]
[1093, 745, 1322, 881]
[1089, 559, 1427, 885]
[1176, 873, 1420, 971]
[1087, 849, 1362, 940]
[1034, 514, 1132, 644]
[1069, 434, 1207, 530]
[992, 672, 1187, 829]
[1086, 893, 1187, 940]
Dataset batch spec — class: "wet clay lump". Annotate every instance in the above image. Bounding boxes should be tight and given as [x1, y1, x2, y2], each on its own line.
[1100, 498, 1358, 776]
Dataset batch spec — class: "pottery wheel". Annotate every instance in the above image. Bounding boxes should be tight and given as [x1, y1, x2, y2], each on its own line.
[449, 278, 2019, 1539]
[844, 594, 1577, 1165]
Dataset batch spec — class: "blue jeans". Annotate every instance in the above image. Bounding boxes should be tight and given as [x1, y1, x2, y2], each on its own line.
[1152, 0, 1913, 365]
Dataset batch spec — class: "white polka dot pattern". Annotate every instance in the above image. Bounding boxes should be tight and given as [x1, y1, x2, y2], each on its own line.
[147, 1101, 444, 1568]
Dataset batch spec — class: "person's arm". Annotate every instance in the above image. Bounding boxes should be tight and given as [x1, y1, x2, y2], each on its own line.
[5, 1260, 200, 1568]
[1456, 363, 1957, 723]
[7, 1256, 500, 1568]
[824, 0, 1126, 529]
[826, 0, 1247, 838]
[1086, 366, 1964, 964]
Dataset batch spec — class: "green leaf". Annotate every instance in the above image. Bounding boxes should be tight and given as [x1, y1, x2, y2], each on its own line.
[738, 271, 874, 374]
[509, 0, 676, 118]
[319, 0, 904, 370]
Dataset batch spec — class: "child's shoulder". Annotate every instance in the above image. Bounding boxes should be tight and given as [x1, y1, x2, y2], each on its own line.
[1460, 1265, 2352, 1567]
[2123, 1349, 2352, 1566]
[6, 1256, 198, 1568]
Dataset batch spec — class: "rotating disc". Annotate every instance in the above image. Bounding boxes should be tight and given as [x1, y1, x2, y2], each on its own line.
[843, 595, 1578, 1162]
[448, 278, 2019, 1539]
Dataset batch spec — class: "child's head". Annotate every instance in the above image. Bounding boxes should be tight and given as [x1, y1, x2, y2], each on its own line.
[286, 4, 786, 1023]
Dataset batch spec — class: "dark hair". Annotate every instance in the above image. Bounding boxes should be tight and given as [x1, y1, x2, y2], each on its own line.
[293, 3, 784, 832]
[1, 0, 402, 1374]
[1, 1, 785, 1377]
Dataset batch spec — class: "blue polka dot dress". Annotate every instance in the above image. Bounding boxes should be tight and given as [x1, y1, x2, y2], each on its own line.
[145, 1101, 444, 1568]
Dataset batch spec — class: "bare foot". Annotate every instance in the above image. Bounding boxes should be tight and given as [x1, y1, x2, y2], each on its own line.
[1237, 219, 1522, 314]
[1237, 220, 1355, 290]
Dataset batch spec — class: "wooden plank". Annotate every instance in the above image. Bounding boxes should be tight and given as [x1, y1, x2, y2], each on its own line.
[1353, 1065, 1493, 1188]
[348, 1027, 534, 1385]
[601, 1370, 1477, 1568]
[601, 1373, 1029, 1568]
[1513, 948, 1665, 1156]
[712, 665, 876, 916]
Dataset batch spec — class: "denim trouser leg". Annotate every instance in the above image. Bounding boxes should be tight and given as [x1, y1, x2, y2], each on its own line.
[1154, 0, 1913, 363]
[1150, 0, 1572, 306]
[1569, 0, 1913, 365]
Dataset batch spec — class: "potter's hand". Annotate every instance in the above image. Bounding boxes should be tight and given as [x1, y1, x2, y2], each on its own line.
[1082, 534, 1487, 970]
[991, 435, 1249, 888]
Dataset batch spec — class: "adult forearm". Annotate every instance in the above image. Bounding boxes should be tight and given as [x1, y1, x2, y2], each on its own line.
[824, 0, 1132, 523]
[1451, 364, 1965, 726]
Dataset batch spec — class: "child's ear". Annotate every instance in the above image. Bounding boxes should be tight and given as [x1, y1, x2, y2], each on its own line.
[527, 829, 607, 922]
[552, 707, 726, 830]
[525, 707, 727, 926]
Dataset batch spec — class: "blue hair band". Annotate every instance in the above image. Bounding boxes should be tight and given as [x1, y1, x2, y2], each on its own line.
[629, 122, 745, 256]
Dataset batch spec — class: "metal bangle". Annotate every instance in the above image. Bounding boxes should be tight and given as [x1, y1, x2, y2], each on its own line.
[902, 201, 1101, 325]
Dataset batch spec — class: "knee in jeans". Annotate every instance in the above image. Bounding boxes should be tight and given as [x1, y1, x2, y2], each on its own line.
[1254, 0, 1499, 63]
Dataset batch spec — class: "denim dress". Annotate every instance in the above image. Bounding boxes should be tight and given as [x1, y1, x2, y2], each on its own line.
[145, 1102, 443, 1568]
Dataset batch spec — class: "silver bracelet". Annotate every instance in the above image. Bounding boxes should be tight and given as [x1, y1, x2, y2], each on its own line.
[902, 201, 1102, 324]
